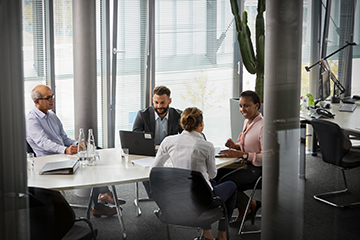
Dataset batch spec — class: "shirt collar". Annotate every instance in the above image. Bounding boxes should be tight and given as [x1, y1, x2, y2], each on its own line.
[154, 110, 169, 121]
[182, 130, 204, 139]
[33, 107, 48, 119]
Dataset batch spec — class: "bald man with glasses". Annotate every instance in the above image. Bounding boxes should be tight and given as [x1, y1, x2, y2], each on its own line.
[26, 85, 78, 157]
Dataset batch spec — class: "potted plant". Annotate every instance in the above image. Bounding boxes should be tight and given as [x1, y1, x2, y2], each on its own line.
[228, 0, 265, 139]
[230, 0, 265, 101]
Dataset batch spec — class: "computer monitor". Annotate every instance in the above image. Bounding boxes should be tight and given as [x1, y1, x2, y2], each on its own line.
[319, 70, 331, 101]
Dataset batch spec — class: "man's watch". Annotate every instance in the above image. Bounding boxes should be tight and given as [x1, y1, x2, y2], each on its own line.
[242, 153, 248, 160]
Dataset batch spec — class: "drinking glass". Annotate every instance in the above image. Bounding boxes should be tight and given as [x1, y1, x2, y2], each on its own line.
[122, 148, 129, 165]
[27, 153, 35, 171]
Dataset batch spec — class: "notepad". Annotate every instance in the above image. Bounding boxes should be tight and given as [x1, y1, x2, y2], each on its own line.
[39, 159, 79, 175]
[339, 104, 357, 112]
[131, 157, 154, 168]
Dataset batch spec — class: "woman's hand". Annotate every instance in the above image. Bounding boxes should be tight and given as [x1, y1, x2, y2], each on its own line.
[225, 138, 239, 149]
[218, 149, 243, 158]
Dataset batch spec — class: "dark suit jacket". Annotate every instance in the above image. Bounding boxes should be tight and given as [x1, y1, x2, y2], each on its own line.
[132, 106, 183, 137]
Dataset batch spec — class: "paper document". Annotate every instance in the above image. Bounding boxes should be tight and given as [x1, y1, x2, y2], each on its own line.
[131, 157, 154, 168]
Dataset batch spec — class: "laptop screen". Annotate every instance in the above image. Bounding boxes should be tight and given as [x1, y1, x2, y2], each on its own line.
[119, 130, 156, 156]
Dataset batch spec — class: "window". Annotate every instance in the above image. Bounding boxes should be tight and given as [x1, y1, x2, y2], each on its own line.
[154, 0, 235, 146]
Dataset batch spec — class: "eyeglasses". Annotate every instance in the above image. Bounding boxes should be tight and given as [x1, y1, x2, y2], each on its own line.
[37, 94, 55, 101]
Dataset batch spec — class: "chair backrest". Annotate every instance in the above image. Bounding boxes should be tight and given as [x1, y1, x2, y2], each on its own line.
[28, 187, 75, 240]
[149, 167, 214, 226]
[311, 119, 351, 166]
[26, 140, 36, 157]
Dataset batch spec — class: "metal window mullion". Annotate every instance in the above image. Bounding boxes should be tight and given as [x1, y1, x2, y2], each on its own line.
[321, 0, 331, 59]
[101, 0, 111, 148]
[233, 0, 243, 97]
[109, 0, 119, 147]
[146, 0, 155, 107]
[45, 0, 56, 112]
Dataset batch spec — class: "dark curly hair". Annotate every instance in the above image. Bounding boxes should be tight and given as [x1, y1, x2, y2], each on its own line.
[180, 107, 203, 132]
[240, 90, 261, 109]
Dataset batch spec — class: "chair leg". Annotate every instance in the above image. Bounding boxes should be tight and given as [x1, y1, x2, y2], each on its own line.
[314, 168, 360, 208]
[238, 177, 261, 235]
[166, 224, 171, 240]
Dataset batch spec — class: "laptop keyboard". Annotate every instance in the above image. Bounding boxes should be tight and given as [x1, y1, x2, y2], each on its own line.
[339, 104, 357, 112]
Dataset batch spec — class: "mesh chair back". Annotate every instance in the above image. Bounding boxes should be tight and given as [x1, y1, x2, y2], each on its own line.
[311, 119, 351, 166]
[28, 187, 75, 240]
[150, 167, 215, 227]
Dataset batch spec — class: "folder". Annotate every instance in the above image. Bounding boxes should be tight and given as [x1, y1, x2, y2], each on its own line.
[39, 159, 79, 175]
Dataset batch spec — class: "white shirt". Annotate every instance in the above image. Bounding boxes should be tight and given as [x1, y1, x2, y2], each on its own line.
[150, 130, 217, 189]
[154, 111, 169, 145]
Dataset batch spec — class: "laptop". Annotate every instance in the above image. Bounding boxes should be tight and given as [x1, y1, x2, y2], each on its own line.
[119, 130, 156, 156]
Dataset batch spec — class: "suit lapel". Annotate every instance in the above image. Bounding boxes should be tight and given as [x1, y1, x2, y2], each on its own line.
[149, 107, 156, 135]
[167, 108, 173, 133]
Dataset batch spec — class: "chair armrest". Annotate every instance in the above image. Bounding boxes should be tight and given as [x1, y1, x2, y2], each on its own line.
[75, 217, 97, 240]
[212, 196, 230, 240]
[218, 163, 247, 184]
[212, 196, 228, 222]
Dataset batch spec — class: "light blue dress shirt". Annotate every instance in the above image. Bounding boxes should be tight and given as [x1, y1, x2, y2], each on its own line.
[26, 107, 77, 157]
[154, 111, 169, 145]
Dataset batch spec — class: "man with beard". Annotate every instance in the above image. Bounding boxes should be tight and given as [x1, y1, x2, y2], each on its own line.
[133, 85, 183, 197]
[133, 85, 183, 144]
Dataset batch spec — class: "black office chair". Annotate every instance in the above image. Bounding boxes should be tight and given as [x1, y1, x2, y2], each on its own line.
[28, 187, 97, 240]
[311, 118, 360, 208]
[26, 140, 36, 157]
[149, 167, 230, 240]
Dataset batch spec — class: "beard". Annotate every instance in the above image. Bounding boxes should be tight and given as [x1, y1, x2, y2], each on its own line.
[155, 105, 169, 116]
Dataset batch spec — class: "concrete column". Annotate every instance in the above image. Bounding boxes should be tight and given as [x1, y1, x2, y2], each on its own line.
[0, 0, 30, 238]
[262, 0, 304, 239]
[73, 0, 98, 144]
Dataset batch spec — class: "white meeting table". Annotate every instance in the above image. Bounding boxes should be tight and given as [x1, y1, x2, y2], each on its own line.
[28, 147, 239, 239]
[299, 102, 360, 179]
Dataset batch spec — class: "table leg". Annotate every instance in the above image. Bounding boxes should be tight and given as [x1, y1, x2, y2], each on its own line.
[299, 121, 306, 179]
[134, 182, 154, 216]
[86, 187, 94, 219]
[134, 182, 142, 216]
[111, 185, 127, 240]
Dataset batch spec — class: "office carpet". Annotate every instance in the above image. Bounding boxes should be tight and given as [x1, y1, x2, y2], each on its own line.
[65, 154, 360, 240]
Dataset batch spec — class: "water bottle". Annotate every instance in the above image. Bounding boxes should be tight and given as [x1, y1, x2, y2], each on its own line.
[77, 128, 87, 166]
[87, 129, 96, 166]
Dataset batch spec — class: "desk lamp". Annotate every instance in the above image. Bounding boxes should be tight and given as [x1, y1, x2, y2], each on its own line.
[305, 42, 356, 103]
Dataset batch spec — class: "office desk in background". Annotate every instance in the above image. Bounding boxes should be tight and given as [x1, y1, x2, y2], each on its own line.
[299, 102, 360, 179]
[28, 148, 238, 239]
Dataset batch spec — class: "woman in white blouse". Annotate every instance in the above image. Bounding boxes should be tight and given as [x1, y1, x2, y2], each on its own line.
[150, 107, 236, 240]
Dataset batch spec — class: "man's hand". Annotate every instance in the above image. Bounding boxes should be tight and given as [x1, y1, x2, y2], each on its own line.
[65, 145, 78, 155]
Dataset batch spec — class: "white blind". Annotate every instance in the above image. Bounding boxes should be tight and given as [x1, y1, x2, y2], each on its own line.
[114, 0, 149, 146]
